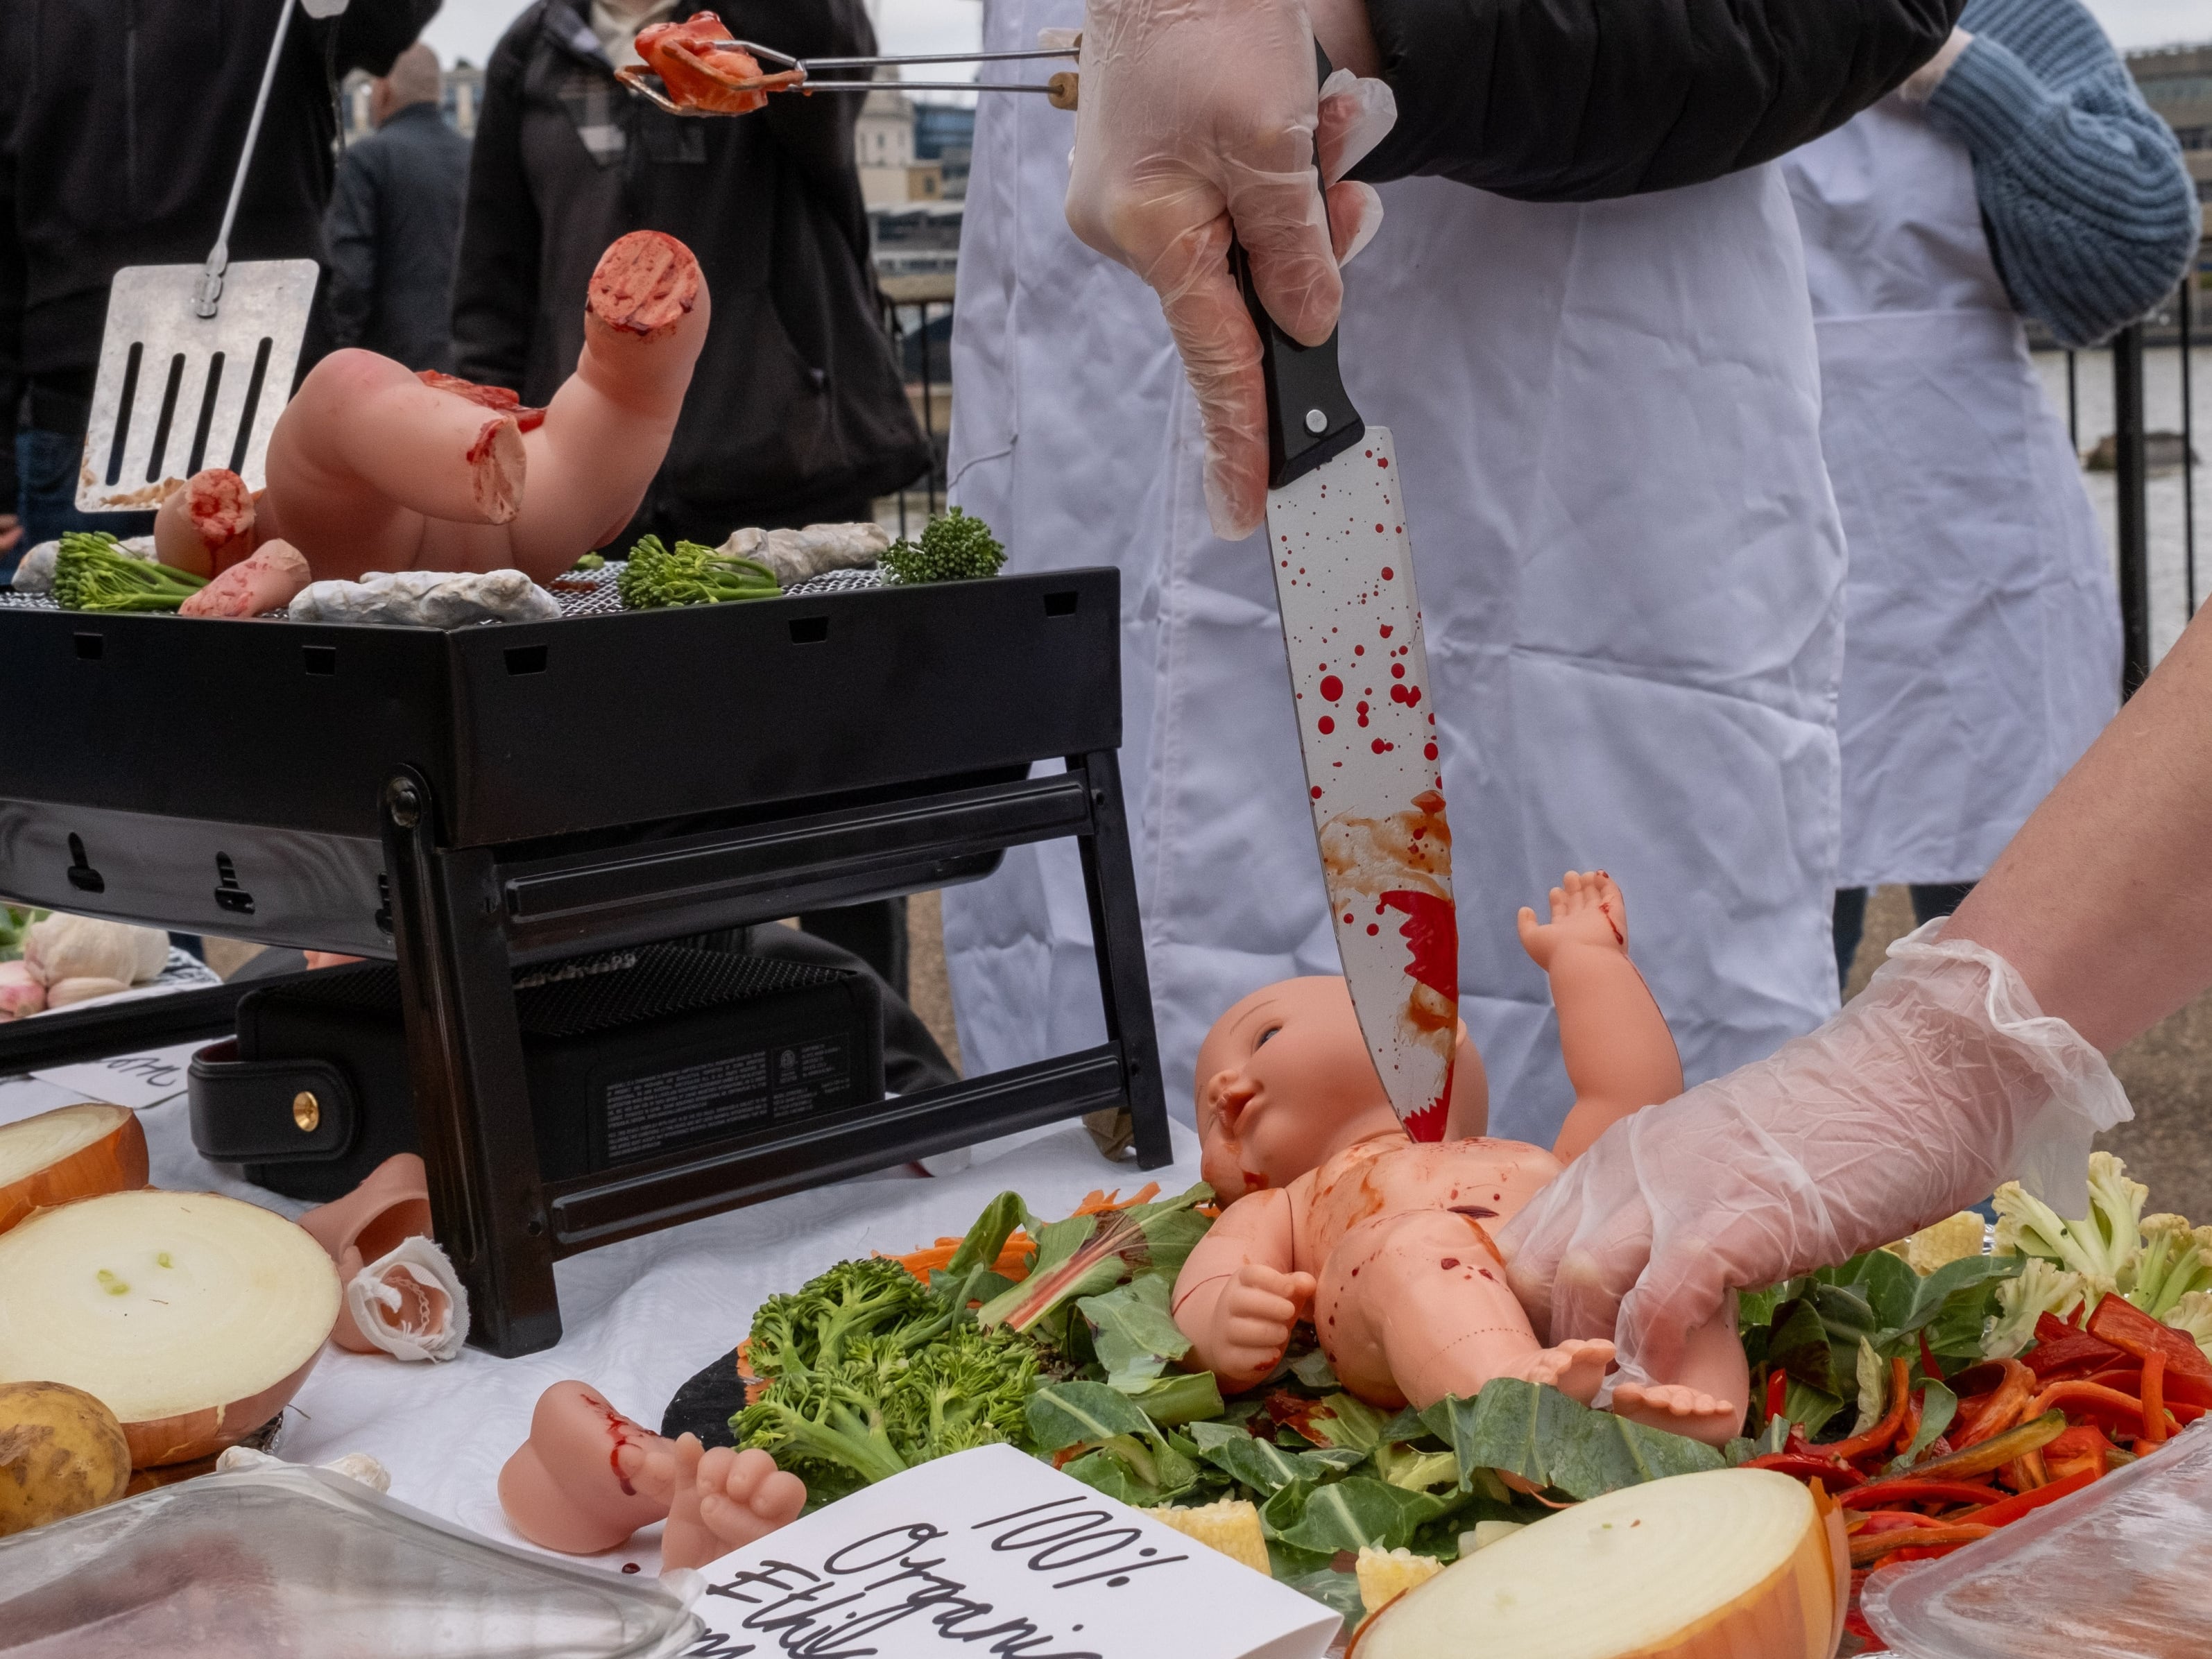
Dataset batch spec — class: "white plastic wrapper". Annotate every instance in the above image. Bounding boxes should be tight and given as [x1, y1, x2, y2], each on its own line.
[345, 1235, 470, 1362]
[288, 569, 560, 628]
[1866, 1421, 2212, 1656]
[11, 534, 156, 592]
[0, 1463, 703, 1658]
[715, 522, 889, 587]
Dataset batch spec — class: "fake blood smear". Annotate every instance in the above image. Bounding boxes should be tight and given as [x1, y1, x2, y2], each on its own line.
[418, 369, 546, 431]
[1380, 887, 1458, 1142]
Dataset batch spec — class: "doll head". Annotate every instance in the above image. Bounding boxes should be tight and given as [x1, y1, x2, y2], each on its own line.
[1194, 976, 1488, 1201]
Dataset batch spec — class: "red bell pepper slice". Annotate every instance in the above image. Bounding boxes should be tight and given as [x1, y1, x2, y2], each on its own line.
[1840, 1479, 2001, 1511]
[1744, 1452, 1865, 1488]
[2085, 1291, 2212, 1385]
[1827, 1357, 1913, 1462]
[2024, 1330, 2125, 1379]
[1969, 1466, 2099, 1528]
[2141, 1352, 2169, 1450]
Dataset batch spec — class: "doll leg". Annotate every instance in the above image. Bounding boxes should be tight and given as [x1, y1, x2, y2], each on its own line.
[660, 1441, 807, 1571]
[153, 468, 258, 577]
[1518, 871, 1685, 1164]
[1317, 1210, 1613, 1410]
[258, 348, 520, 577]
[505, 231, 712, 578]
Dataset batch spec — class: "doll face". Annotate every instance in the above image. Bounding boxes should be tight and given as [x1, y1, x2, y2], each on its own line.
[1196, 977, 1491, 1200]
[1194, 976, 1489, 1199]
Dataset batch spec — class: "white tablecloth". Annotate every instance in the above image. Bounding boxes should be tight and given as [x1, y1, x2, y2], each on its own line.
[0, 1067, 1201, 1572]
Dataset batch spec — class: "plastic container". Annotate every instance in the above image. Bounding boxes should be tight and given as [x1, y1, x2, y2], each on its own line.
[0, 1463, 703, 1658]
[1864, 1420, 2212, 1657]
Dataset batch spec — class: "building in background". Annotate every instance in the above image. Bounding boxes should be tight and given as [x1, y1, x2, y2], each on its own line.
[912, 103, 973, 200]
[857, 85, 943, 206]
[2129, 45, 2212, 203]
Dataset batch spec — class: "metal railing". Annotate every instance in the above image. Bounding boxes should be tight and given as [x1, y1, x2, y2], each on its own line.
[2057, 274, 2203, 698]
[877, 273, 956, 538]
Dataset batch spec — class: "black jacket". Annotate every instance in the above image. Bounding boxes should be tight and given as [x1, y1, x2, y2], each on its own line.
[0, 0, 440, 501]
[452, 1, 929, 541]
[325, 101, 473, 372]
[1353, 0, 1964, 196]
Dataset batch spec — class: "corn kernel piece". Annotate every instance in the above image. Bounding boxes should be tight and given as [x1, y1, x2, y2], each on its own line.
[1356, 1545, 1444, 1613]
[1146, 1499, 1270, 1574]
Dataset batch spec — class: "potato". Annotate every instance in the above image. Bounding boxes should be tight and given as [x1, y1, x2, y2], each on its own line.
[0, 1379, 132, 1535]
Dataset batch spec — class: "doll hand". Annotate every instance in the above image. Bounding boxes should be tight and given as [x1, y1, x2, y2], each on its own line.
[1516, 870, 1629, 970]
[659, 1437, 807, 1572]
[1206, 1262, 1317, 1388]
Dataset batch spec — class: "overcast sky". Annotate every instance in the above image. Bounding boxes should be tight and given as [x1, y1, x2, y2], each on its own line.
[422, 0, 2209, 76]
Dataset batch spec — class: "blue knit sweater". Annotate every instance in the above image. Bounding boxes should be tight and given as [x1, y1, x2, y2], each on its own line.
[1922, 0, 2197, 347]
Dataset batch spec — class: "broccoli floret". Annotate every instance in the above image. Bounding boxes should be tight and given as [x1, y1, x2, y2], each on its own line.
[615, 534, 779, 608]
[1993, 1151, 2146, 1285]
[2127, 1214, 2212, 1318]
[744, 1257, 937, 1379]
[900, 1323, 1040, 1463]
[1984, 1257, 2098, 1357]
[733, 1348, 915, 1488]
[52, 532, 207, 612]
[882, 508, 1006, 585]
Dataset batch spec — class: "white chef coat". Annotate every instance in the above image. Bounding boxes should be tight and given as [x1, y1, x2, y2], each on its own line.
[945, 1, 1849, 1145]
[1783, 98, 2119, 891]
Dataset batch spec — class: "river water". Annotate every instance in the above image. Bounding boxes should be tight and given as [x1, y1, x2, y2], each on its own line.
[2032, 344, 2208, 665]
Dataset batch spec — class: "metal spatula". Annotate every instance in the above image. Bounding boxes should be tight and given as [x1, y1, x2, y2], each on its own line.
[76, 0, 347, 510]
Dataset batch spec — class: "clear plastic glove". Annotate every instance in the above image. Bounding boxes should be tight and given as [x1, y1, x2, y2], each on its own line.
[1500, 922, 2132, 1395]
[1066, 0, 1396, 540]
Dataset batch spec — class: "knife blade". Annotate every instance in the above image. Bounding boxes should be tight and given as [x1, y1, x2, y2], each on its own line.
[1228, 98, 1460, 1140]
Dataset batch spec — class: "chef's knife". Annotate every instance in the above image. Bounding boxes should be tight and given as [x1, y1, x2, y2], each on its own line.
[1230, 75, 1460, 1138]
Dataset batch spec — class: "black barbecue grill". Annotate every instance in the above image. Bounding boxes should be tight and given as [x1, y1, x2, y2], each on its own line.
[0, 567, 1170, 1356]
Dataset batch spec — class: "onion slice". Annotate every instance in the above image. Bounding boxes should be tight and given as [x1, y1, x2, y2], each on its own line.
[0, 1189, 340, 1465]
[0, 1103, 149, 1235]
[1353, 1468, 1840, 1659]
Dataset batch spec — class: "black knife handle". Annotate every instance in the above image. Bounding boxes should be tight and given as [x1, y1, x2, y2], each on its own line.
[1228, 42, 1366, 492]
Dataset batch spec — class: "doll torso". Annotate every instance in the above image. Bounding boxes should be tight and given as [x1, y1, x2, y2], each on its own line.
[1289, 1136, 1566, 1278]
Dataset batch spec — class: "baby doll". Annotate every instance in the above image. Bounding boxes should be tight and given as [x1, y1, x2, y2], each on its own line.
[153, 230, 708, 585]
[1172, 871, 1747, 1445]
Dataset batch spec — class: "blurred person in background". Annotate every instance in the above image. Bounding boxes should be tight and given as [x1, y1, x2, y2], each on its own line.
[325, 42, 472, 372]
[1786, 0, 2200, 991]
[452, 0, 929, 993]
[0, 0, 441, 583]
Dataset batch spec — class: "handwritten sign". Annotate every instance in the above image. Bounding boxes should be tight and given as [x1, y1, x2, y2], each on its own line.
[690, 1444, 1339, 1659]
[31, 1039, 211, 1110]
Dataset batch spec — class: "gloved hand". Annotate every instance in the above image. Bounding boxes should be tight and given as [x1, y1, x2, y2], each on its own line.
[1065, 0, 1395, 540]
[1500, 923, 2132, 1395]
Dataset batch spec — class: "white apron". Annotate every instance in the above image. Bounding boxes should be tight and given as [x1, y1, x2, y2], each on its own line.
[1782, 100, 2119, 891]
[946, 0, 1848, 1144]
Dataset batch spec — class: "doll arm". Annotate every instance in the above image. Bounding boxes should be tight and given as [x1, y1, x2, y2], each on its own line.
[1171, 1187, 1314, 1391]
[1519, 871, 1683, 1164]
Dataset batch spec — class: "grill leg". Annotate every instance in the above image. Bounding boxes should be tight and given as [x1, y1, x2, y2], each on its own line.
[379, 768, 561, 1357]
[1070, 749, 1173, 1169]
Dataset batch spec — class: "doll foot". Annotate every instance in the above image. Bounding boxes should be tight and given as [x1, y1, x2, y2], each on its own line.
[1611, 1382, 1741, 1448]
[1516, 1338, 1615, 1405]
[658, 1436, 807, 1571]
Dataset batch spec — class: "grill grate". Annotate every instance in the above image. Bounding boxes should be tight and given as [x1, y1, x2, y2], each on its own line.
[0, 560, 886, 619]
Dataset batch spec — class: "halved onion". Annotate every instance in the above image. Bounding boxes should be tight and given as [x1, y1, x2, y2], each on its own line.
[0, 1189, 341, 1466]
[0, 1103, 149, 1235]
[1353, 1468, 1842, 1659]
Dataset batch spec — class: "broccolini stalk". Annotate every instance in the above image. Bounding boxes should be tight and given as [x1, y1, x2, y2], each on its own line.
[52, 532, 208, 612]
[615, 534, 779, 608]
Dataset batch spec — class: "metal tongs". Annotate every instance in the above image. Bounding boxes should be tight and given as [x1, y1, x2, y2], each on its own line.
[619, 41, 1081, 114]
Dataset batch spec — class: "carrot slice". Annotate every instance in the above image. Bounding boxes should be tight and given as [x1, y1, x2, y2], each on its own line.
[2141, 1351, 2168, 1451]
